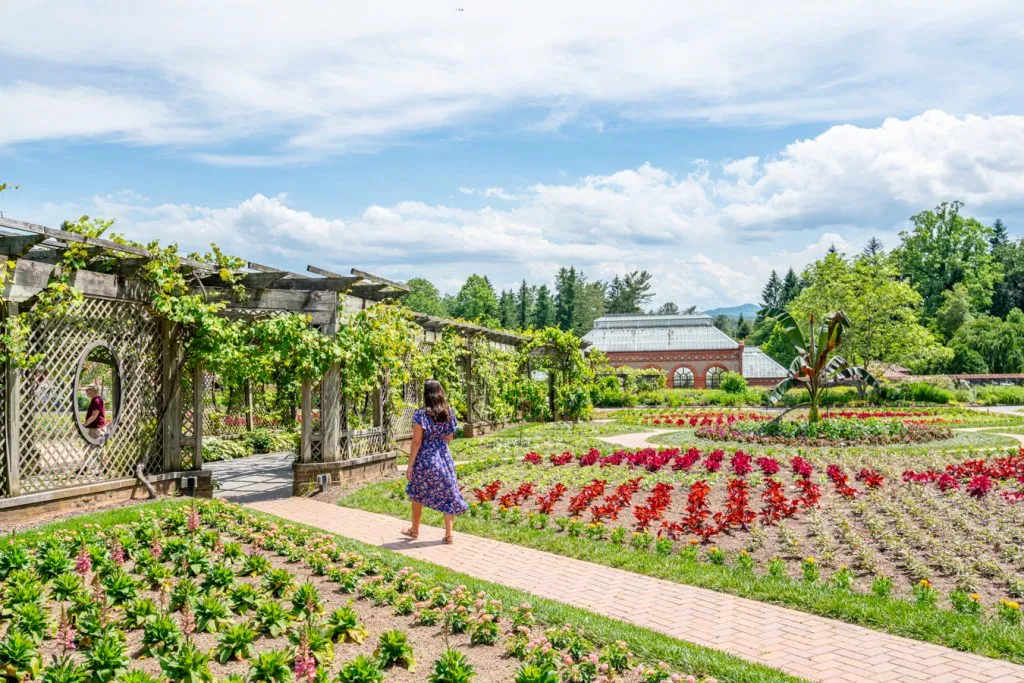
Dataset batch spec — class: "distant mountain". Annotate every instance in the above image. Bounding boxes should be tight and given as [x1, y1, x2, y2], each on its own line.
[704, 303, 760, 318]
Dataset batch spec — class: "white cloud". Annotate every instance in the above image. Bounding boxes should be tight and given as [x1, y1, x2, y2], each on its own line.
[1, 2, 1022, 154]
[7, 110, 1024, 308]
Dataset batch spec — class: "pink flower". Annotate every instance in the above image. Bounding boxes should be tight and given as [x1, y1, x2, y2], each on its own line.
[75, 546, 92, 575]
[111, 539, 126, 567]
[187, 507, 201, 532]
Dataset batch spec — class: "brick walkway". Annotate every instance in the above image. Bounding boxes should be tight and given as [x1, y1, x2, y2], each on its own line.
[249, 498, 1024, 683]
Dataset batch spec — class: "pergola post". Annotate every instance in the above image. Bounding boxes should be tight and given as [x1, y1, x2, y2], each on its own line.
[320, 303, 341, 461]
[4, 302, 20, 497]
[244, 381, 254, 432]
[464, 344, 475, 426]
[192, 365, 204, 470]
[300, 378, 312, 463]
[160, 319, 182, 472]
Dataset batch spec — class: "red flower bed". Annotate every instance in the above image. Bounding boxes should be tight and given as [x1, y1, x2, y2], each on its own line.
[632, 482, 673, 531]
[536, 483, 567, 514]
[567, 479, 607, 515]
[902, 449, 1024, 498]
[590, 477, 643, 522]
[499, 482, 535, 509]
[473, 480, 502, 503]
[643, 411, 773, 427]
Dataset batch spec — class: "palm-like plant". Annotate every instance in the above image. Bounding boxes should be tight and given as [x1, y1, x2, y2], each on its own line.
[760, 308, 876, 422]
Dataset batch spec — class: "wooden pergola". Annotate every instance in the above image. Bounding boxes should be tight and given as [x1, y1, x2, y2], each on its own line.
[0, 217, 405, 511]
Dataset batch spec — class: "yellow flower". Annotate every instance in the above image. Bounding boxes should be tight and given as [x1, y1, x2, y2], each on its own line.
[1001, 599, 1020, 610]
[709, 547, 718, 553]
[969, 593, 981, 602]
[804, 557, 816, 564]
[688, 539, 699, 546]
[739, 550, 748, 556]
[919, 579, 932, 589]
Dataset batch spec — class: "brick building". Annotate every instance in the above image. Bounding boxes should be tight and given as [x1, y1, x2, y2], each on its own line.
[583, 314, 788, 389]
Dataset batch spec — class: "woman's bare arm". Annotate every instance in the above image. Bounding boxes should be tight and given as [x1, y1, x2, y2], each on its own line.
[407, 424, 423, 479]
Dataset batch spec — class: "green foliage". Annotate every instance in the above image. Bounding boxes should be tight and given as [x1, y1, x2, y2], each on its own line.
[159, 641, 214, 683]
[141, 612, 182, 655]
[84, 633, 129, 683]
[193, 594, 231, 633]
[761, 308, 875, 422]
[875, 381, 954, 405]
[428, 649, 476, 683]
[974, 384, 1024, 406]
[243, 429, 275, 454]
[895, 201, 1002, 316]
[201, 437, 250, 463]
[522, 328, 593, 421]
[719, 371, 747, 394]
[216, 623, 257, 664]
[374, 629, 416, 671]
[42, 656, 88, 683]
[252, 600, 292, 638]
[245, 650, 292, 683]
[325, 605, 368, 644]
[402, 278, 447, 317]
[0, 630, 41, 681]
[450, 274, 499, 326]
[947, 310, 1024, 373]
[334, 655, 385, 683]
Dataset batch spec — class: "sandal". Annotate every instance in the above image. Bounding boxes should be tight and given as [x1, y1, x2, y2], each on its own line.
[401, 528, 418, 540]
[442, 535, 454, 545]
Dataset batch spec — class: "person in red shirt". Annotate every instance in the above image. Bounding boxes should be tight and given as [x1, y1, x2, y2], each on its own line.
[83, 385, 107, 440]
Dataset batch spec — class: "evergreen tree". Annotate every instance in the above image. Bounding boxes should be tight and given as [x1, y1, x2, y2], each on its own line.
[760, 270, 782, 309]
[991, 218, 1009, 249]
[735, 313, 752, 339]
[574, 279, 607, 335]
[656, 302, 680, 315]
[534, 285, 555, 328]
[779, 268, 802, 307]
[605, 270, 655, 313]
[862, 237, 885, 258]
[516, 280, 533, 330]
[498, 289, 517, 328]
[712, 314, 734, 337]
[554, 267, 579, 331]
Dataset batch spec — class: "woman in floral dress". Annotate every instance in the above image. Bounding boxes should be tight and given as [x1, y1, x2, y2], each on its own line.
[403, 379, 467, 543]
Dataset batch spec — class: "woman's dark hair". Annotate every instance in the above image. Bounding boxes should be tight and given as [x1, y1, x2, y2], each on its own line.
[423, 379, 451, 423]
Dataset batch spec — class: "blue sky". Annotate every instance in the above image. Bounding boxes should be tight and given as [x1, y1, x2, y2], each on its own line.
[2, 2, 1023, 308]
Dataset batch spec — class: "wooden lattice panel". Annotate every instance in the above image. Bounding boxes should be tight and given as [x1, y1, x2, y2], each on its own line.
[17, 297, 162, 493]
[0, 369, 7, 498]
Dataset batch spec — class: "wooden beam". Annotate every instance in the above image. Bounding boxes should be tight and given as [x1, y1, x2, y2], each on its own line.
[0, 235, 46, 259]
[247, 261, 286, 273]
[199, 271, 290, 290]
[161, 320, 183, 472]
[307, 264, 342, 278]
[193, 366, 204, 470]
[115, 258, 151, 277]
[204, 287, 337, 313]
[0, 217, 215, 271]
[349, 268, 411, 293]
[300, 379, 313, 463]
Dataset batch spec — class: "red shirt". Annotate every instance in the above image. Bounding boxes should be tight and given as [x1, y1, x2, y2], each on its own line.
[85, 396, 106, 428]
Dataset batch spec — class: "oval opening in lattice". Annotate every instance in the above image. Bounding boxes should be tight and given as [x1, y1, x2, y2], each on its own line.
[72, 341, 123, 446]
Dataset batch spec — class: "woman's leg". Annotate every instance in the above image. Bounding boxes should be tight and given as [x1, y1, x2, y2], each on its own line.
[409, 502, 423, 536]
[443, 514, 454, 541]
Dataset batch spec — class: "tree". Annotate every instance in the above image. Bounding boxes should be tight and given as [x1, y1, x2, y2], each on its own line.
[990, 236, 1024, 318]
[760, 270, 782, 309]
[533, 285, 555, 328]
[516, 280, 533, 330]
[605, 270, 655, 314]
[762, 322, 798, 367]
[790, 251, 950, 373]
[894, 201, 1003, 316]
[991, 218, 1009, 249]
[862, 237, 884, 258]
[948, 310, 1024, 373]
[735, 313, 752, 339]
[498, 289, 517, 328]
[779, 268, 802, 307]
[712, 314, 734, 337]
[934, 282, 975, 339]
[554, 267, 580, 331]
[451, 274, 499, 325]
[761, 308, 876, 423]
[656, 302, 680, 315]
[402, 278, 447, 317]
[682, 305, 699, 314]
[574, 279, 607, 336]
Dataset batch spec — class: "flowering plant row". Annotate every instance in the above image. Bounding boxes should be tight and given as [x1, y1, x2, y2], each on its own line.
[640, 409, 950, 428]
[696, 418, 952, 446]
[902, 449, 1024, 502]
[0, 500, 707, 683]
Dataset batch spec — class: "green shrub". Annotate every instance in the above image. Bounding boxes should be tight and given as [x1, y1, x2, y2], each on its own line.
[875, 381, 955, 405]
[243, 429, 275, 454]
[202, 438, 250, 462]
[974, 384, 1024, 406]
[720, 372, 747, 394]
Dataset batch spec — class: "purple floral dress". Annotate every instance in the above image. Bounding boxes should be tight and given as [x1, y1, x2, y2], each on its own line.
[406, 408, 467, 515]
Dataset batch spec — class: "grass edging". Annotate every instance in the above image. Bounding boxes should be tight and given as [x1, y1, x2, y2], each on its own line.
[341, 483, 1024, 665]
[17, 500, 803, 683]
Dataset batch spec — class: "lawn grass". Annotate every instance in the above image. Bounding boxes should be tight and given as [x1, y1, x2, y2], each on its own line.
[18, 500, 803, 683]
[341, 482, 1024, 665]
[446, 420, 649, 463]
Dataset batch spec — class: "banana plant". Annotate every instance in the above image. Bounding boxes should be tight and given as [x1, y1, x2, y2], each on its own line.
[760, 308, 876, 422]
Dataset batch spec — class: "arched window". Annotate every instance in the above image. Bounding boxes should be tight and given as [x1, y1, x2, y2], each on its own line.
[706, 367, 725, 389]
[672, 367, 694, 389]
